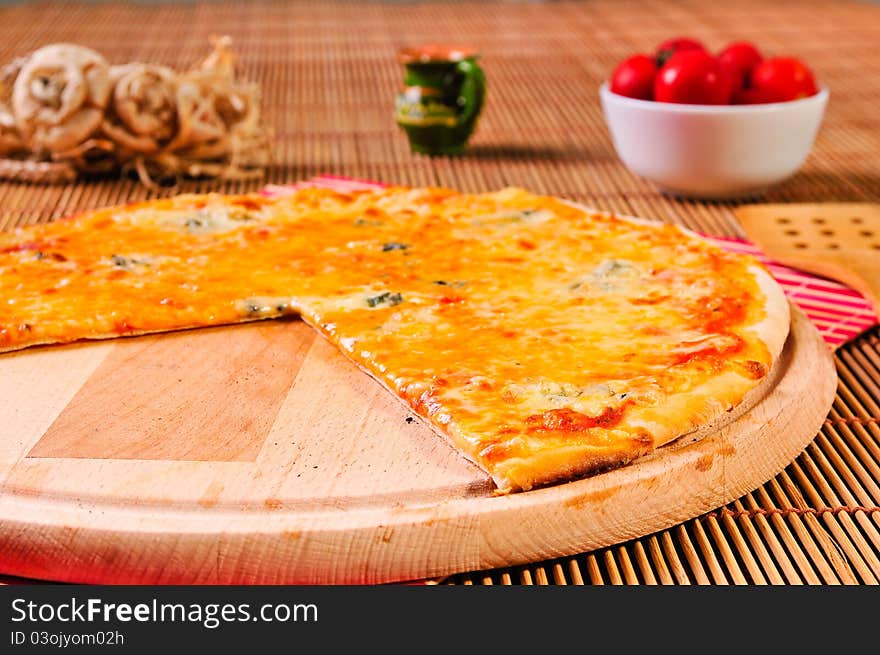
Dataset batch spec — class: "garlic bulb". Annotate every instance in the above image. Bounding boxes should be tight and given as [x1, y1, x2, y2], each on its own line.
[102, 63, 179, 156]
[0, 58, 27, 157]
[0, 37, 271, 186]
[11, 43, 110, 156]
[154, 35, 271, 181]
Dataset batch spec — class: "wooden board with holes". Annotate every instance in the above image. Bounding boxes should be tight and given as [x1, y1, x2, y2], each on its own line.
[0, 305, 835, 585]
[736, 203, 880, 313]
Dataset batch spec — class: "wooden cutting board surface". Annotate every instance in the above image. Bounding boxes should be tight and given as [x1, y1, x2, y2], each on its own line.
[0, 305, 835, 584]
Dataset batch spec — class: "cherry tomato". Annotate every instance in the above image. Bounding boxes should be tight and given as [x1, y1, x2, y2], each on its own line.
[655, 37, 707, 67]
[747, 56, 818, 103]
[609, 54, 657, 100]
[717, 41, 763, 97]
[732, 87, 770, 105]
[654, 50, 734, 105]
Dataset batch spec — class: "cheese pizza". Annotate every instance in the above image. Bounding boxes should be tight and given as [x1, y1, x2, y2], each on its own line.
[0, 186, 790, 492]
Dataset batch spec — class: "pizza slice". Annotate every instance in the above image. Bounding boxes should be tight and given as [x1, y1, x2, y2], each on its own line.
[0, 186, 790, 492]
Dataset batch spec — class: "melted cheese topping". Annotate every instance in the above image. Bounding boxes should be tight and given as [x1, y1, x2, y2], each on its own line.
[0, 187, 787, 492]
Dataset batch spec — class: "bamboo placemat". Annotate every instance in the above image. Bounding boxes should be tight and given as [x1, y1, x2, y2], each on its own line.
[0, 0, 878, 585]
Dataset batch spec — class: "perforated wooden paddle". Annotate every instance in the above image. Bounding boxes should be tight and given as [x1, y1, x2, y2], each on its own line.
[735, 203, 880, 315]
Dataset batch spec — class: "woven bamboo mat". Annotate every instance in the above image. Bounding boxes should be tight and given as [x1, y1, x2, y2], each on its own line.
[0, 0, 878, 585]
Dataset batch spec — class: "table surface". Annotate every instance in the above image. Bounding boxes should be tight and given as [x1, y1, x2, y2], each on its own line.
[0, 0, 879, 586]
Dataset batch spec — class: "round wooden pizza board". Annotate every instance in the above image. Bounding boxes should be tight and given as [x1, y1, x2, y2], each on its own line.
[0, 305, 836, 584]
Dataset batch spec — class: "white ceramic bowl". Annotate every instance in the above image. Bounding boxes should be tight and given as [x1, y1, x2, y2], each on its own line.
[599, 82, 829, 199]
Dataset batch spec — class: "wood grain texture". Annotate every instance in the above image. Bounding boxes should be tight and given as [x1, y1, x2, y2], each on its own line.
[28, 320, 313, 461]
[0, 0, 875, 586]
[0, 307, 837, 584]
[736, 203, 880, 314]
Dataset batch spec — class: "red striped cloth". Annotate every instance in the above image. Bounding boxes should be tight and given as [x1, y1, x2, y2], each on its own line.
[702, 235, 877, 348]
[262, 177, 879, 348]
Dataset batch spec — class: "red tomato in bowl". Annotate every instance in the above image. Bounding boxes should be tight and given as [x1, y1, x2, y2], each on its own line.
[655, 37, 706, 66]
[654, 50, 734, 105]
[747, 56, 818, 103]
[717, 41, 763, 97]
[609, 54, 657, 100]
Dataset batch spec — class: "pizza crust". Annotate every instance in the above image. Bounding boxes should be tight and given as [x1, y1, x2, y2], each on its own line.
[745, 263, 792, 366]
[0, 187, 795, 495]
[460, 214, 792, 493]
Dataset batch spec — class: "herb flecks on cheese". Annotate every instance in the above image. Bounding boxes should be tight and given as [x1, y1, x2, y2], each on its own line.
[0, 186, 782, 493]
[366, 292, 404, 308]
[109, 254, 154, 270]
[235, 297, 297, 318]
